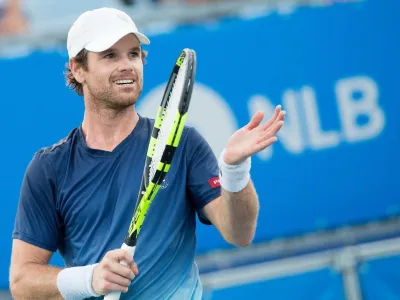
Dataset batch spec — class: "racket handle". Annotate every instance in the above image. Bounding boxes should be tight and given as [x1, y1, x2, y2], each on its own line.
[103, 243, 136, 300]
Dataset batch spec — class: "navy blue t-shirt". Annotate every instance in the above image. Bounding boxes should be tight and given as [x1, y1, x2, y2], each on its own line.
[13, 116, 221, 299]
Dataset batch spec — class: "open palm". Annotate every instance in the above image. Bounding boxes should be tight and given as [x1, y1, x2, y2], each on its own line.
[223, 105, 285, 165]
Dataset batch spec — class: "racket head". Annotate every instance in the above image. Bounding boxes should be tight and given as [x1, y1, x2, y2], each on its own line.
[124, 48, 197, 246]
[146, 48, 196, 186]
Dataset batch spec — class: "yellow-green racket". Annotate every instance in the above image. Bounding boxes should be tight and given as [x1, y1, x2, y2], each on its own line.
[104, 48, 196, 300]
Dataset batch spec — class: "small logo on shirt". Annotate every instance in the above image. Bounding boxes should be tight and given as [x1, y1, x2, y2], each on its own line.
[208, 177, 221, 188]
[160, 179, 169, 189]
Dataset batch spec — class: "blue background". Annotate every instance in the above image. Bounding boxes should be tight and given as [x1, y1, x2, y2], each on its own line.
[206, 268, 346, 300]
[0, 0, 398, 290]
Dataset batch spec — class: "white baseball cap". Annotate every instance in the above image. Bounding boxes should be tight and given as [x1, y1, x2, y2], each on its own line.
[67, 7, 150, 59]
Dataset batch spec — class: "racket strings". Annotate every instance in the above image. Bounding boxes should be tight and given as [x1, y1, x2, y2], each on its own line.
[148, 58, 189, 183]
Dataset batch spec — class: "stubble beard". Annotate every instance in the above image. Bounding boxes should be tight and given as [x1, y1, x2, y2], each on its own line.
[87, 80, 143, 112]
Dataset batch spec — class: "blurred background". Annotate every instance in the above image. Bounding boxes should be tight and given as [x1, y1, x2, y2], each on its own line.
[0, 0, 399, 299]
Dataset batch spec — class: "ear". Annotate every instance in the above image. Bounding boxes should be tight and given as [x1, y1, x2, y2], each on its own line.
[70, 58, 85, 84]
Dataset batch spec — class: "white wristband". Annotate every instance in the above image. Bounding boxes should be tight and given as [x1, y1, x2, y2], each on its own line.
[218, 148, 251, 193]
[57, 263, 101, 300]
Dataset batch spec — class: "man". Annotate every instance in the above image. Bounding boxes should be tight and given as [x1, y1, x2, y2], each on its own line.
[0, 0, 28, 36]
[9, 7, 285, 300]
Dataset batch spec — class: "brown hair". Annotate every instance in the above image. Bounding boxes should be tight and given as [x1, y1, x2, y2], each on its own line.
[64, 48, 148, 96]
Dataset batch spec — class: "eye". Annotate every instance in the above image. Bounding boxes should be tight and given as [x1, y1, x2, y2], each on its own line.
[130, 51, 140, 58]
[104, 53, 116, 59]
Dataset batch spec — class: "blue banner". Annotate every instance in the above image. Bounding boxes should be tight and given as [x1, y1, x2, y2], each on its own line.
[359, 255, 400, 299]
[136, 0, 400, 253]
[0, 0, 398, 288]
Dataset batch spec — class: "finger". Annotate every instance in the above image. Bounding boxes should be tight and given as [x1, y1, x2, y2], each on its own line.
[279, 110, 286, 121]
[121, 250, 135, 267]
[261, 105, 281, 131]
[264, 111, 285, 132]
[246, 111, 264, 130]
[264, 121, 284, 139]
[107, 249, 134, 267]
[131, 263, 139, 276]
[103, 271, 132, 288]
[270, 109, 285, 126]
[103, 258, 135, 280]
[254, 136, 278, 151]
[102, 281, 130, 294]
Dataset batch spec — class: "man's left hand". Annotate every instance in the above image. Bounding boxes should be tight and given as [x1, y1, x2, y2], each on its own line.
[223, 105, 285, 165]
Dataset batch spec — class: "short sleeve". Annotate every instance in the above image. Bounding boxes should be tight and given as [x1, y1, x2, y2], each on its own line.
[186, 128, 221, 225]
[12, 151, 62, 252]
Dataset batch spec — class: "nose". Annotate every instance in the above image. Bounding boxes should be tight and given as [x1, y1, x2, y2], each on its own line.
[118, 56, 134, 73]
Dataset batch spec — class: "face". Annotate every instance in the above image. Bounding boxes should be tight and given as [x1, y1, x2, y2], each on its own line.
[77, 34, 144, 110]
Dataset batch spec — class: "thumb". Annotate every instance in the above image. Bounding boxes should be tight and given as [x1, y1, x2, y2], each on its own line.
[247, 111, 264, 130]
[111, 249, 134, 266]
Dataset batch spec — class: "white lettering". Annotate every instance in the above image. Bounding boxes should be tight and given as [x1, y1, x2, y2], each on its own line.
[336, 76, 385, 142]
[301, 86, 341, 150]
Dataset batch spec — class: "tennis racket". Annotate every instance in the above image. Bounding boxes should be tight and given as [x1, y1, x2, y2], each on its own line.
[104, 48, 197, 300]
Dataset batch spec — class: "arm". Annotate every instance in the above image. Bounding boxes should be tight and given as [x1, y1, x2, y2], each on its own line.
[10, 152, 65, 299]
[203, 105, 285, 247]
[10, 239, 139, 299]
[203, 181, 259, 247]
[10, 239, 63, 300]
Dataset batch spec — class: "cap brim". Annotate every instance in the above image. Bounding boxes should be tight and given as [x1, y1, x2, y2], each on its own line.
[85, 27, 150, 53]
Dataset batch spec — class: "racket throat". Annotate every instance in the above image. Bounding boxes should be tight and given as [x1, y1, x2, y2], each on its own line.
[124, 235, 138, 247]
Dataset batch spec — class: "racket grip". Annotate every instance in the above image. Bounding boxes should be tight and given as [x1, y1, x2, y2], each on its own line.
[103, 243, 136, 300]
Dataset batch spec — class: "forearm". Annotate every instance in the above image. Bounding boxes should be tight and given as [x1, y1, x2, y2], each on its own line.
[219, 180, 259, 247]
[10, 263, 63, 300]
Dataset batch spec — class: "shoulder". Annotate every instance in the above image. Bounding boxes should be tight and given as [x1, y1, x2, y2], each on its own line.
[138, 116, 155, 133]
[37, 128, 78, 157]
[28, 128, 79, 178]
[182, 125, 208, 148]
[180, 126, 216, 165]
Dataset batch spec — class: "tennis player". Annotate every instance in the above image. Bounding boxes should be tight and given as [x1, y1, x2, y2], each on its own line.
[10, 7, 285, 300]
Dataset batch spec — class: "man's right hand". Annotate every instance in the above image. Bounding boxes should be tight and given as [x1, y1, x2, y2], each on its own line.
[92, 249, 139, 295]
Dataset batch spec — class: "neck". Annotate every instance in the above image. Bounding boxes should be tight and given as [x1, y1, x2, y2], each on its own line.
[81, 102, 139, 152]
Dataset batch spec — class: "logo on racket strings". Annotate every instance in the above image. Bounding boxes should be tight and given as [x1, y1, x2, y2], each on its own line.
[176, 53, 185, 67]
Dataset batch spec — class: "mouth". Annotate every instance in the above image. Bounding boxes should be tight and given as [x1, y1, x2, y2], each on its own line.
[113, 79, 135, 86]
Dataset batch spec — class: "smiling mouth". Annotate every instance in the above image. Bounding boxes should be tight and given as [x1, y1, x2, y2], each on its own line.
[113, 79, 134, 86]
